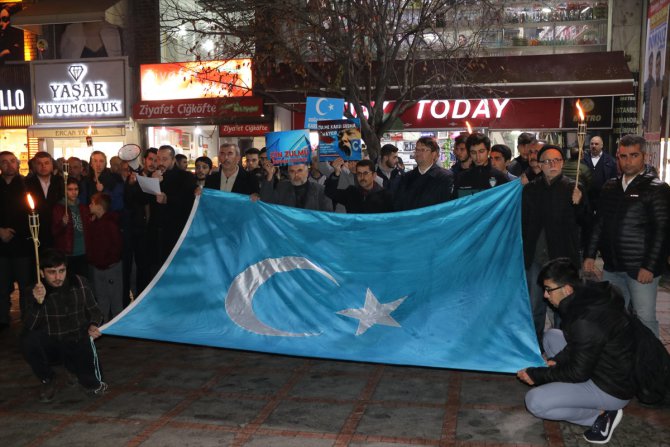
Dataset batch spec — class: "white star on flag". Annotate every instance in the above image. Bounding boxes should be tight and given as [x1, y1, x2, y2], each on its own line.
[337, 288, 407, 335]
[328, 103, 334, 111]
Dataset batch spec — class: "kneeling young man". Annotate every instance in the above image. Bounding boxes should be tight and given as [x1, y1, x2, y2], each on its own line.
[517, 258, 635, 444]
[21, 248, 107, 402]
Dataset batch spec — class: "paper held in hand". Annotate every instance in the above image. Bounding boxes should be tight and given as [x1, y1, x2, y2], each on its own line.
[136, 175, 161, 195]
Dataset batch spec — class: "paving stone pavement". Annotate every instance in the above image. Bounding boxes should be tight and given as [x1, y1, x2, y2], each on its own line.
[1, 288, 668, 447]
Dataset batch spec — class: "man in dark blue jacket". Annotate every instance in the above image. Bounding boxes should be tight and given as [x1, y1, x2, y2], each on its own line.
[393, 137, 453, 211]
[518, 258, 635, 445]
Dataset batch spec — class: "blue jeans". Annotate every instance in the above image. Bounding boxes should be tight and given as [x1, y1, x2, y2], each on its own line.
[524, 329, 630, 426]
[603, 270, 659, 337]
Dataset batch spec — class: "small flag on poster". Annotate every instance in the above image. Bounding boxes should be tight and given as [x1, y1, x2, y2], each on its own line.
[304, 97, 344, 130]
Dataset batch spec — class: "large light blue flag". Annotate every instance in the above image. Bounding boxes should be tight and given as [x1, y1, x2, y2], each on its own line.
[102, 180, 544, 373]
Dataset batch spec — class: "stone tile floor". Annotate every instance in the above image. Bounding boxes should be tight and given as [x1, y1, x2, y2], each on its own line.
[1, 289, 668, 447]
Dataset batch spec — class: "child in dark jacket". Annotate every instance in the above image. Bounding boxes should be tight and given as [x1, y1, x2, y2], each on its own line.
[84, 192, 122, 322]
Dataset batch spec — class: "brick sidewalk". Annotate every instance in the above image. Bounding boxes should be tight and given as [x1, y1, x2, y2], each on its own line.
[1, 290, 668, 447]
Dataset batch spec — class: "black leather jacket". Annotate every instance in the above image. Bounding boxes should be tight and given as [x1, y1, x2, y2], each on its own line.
[586, 167, 670, 277]
[526, 281, 635, 400]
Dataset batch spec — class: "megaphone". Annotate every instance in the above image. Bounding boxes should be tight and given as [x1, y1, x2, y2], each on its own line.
[118, 144, 142, 173]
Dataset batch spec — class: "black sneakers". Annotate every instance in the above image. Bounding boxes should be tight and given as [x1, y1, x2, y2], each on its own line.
[39, 380, 55, 403]
[583, 409, 623, 444]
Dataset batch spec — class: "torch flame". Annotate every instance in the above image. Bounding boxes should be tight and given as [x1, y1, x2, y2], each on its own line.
[87, 126, 93, 136]
[27, 193, 35, 211]
[465, 121, 473, 134]
[576, 100, 585, 122]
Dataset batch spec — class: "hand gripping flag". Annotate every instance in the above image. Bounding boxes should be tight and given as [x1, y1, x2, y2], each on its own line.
[102, 180, 544, 373]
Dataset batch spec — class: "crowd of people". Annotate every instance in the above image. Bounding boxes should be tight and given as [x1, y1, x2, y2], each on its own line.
[0, 131, 668, 443]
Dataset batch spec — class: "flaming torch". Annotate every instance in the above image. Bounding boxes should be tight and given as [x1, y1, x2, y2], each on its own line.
[26, 194, 41, 287]
[575, 100, 586, 188]
[465, 121, 473, 134]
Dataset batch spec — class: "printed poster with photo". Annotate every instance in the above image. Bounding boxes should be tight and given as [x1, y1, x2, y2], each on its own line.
[643, 0, 669, 141]
[317, 118, 362, 161]
[265, 129, 311, 165]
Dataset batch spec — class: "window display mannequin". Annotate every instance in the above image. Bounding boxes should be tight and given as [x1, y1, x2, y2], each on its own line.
[59, 21, 122, 59]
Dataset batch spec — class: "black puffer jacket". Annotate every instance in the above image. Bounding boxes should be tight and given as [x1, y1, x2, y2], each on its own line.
[526, 281, 635, 400]
[586, 167, 670, 277]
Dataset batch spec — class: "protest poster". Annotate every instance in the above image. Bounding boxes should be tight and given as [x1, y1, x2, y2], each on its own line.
[317, 118, 362, 161]
[265, 129, 311, 165]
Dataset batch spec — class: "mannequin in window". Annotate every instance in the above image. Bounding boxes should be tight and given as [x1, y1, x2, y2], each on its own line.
[59, 21, 122, 59]
[0, 4, 24, 63]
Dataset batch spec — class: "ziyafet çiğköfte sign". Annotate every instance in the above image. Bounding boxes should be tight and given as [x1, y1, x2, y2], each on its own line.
[31, 57, 128, 122]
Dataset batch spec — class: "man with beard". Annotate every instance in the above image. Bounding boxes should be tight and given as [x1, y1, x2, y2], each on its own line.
[450, 133, 472, 176]
[375, 144, 404, 190]
[147, 145, 197, 277]
[260, 161, 332, 211]
[124, 148, 158, 297]
[508, 132, 534, 177]
[21, 249, 107, 402]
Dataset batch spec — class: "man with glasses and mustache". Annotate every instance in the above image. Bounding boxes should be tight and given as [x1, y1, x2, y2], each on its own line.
[325, 159, 392, 213]
[522, 145, 588, 346]
[584, 134, 670, 337]
[393, 136, 453, 211]
[517, 258, 634, 445]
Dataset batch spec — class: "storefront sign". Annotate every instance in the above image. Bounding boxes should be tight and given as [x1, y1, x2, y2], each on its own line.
[32, 58, 128, 122]
[133, 97, 263, 120]
[140, 59, 253, 100]
[293, 98, 563, 130]
[219, 122, 272, 136]
[28, 126, 126, 138]
[0, 89, 27, 114]
[612, 96, 639, 137]
[562, 97, 613, 129]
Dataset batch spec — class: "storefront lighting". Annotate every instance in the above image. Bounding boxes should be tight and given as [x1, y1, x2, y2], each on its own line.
[194, 126, 201, 135]
[161, 127, 167, 135]
[541, 7, 552, 13]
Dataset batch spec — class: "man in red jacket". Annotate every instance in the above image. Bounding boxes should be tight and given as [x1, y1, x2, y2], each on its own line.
[84, 192, 122, 322]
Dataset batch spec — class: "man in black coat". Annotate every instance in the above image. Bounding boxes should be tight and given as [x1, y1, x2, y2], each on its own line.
[582, 136, 618, 211]
[325, 159, 393, 214]
[24, 152, 64, 249]
[584, 134, 670, 337]
[0, 151, 33, 329]
[393, 136, 453, 211]
[204, 143, 259, 196]
[147, 145, 197, 277]
[518, 258, 635, 445]
[522, 145, 588, 345]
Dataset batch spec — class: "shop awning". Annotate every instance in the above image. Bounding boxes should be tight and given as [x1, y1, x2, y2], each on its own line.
[261, 51, 634, 102]
[11, 0, 125, 33]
